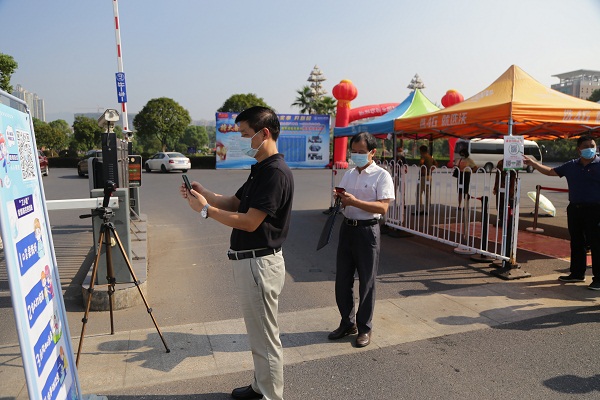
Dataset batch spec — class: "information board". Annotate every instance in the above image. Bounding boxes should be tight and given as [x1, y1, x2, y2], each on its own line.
[503, 135, 525, 170]
[128, 155, 142, 187]
[0, 98, 81, 399]
[215, 113, 330, 169]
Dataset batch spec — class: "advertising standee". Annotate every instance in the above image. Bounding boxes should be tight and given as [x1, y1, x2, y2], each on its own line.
[215, 112, 330, 169]
[0, 99, 81, 400]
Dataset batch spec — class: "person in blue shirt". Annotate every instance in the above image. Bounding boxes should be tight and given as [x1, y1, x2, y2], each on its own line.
[524, 135, 600, 290]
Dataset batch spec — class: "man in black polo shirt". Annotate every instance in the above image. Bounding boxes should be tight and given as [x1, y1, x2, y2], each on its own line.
[524, 135, 600, 290]
[181, 106, 293, 400]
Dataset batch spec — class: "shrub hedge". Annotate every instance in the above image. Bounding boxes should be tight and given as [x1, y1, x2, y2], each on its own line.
[48, 155, 217, 169]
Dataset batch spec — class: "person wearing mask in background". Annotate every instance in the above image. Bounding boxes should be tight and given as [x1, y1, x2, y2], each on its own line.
[415, 145, 437, 214]
[455, 149, 477, 208]
[524, 135, 600, 290]
[180, 106, 294, 400]
[328, 132, 395, 348]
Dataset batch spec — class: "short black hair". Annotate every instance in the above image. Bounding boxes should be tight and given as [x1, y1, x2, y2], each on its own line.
[350, 132, 377, 151]
[235, 106, 280, 141]
[419, 145, 428, 153]
[577, 134, 596, 147]
[459, 149, 469, 157]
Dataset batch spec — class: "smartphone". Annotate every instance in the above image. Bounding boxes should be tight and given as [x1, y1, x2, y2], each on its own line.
[182, 174, 196, 197]
[334, 186, 345, 194]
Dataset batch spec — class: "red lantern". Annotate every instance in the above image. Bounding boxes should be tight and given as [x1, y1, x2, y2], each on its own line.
[441, 89, 464, 108]
[441, 89, 464, 167]
[333, 79, 358, 104]
[332, 79, 358, 167]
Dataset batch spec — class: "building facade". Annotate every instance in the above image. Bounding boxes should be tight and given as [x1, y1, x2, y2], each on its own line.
[10, 84, 46, 121]
[551, 69, 600, 100]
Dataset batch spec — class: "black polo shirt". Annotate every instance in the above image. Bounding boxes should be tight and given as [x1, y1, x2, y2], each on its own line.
[554, 156, 600, 204]
[230, 153, 294, 251]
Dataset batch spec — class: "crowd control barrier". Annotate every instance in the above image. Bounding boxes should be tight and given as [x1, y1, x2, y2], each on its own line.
[384, 163, 525, 276]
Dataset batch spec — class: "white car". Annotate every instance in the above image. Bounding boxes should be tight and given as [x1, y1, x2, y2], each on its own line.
[145, 152, 191, 173]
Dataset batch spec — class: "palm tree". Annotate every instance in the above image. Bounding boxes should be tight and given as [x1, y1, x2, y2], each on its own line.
[291, 86, 315, 114]
[314, 96, 337, 116]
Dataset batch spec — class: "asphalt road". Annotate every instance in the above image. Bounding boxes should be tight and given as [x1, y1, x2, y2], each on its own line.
[3, 166, 594, 400]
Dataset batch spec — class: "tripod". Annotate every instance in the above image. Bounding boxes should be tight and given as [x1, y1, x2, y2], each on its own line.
[76, 182, 170, 367]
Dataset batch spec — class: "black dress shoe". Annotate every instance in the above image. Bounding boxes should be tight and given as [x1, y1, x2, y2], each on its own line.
[328, 324, 358, 340]
[231, 385, 263, 399]
[355, 331, 371, 348]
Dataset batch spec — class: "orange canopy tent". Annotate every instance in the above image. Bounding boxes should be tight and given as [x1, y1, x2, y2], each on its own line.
[393, 65, 600, 140]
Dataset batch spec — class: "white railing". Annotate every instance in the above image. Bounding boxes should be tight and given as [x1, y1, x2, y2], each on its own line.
[385, 163, 520, 262]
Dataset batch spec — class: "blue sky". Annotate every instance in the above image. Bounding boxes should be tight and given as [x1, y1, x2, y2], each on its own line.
[2, 0, 599, 124]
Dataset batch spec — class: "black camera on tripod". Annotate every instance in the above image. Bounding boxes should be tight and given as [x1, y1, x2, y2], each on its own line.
[79, 181, 118, 221]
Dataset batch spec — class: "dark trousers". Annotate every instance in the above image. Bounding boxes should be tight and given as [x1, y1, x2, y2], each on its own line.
[335, 222, 380, 334]
[567, 204, 600, 281]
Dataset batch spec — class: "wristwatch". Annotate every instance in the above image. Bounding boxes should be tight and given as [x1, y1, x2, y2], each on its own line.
[201, 203, 210, 219]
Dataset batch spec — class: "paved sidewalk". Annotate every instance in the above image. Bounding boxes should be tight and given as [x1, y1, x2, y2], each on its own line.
[2, 272, 597, 398]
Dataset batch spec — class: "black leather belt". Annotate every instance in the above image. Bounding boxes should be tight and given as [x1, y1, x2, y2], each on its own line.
[343, 218, 379, 227]
[227, 247, 281, 260]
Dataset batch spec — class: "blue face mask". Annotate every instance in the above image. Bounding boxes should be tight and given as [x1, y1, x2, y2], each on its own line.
[580, 147, 596, 160]
[239, 129, 265, 158]
[351, 152, 370, 168]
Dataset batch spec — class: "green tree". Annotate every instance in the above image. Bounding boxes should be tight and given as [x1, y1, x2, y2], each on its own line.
[314, 96, 337, 116]
[206, 125, 216, 148]
[72, 115, 104, 152]
[182, 125, 209, 152]
[0, 53, 18, 93]
[218, 93, 269, 113]
[291, 86, 315, 114]
[588, 89, 600, 103]
[33, 118, 69, 155]
[49, 119, 71, 136]
[133, 97, 191, 152]
[292, 86, 337, 116]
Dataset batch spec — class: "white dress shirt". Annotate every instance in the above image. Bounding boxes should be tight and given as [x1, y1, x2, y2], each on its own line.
[339, 161, 395, 220]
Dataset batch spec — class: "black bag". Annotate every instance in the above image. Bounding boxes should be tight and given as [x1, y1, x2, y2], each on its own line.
[452, 169, 459, 178]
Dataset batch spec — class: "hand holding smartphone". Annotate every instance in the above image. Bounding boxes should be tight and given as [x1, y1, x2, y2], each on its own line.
[182, 174, 196, 198]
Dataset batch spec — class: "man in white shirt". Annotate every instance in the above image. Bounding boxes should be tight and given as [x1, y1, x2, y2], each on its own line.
[328, 132, 395, 347]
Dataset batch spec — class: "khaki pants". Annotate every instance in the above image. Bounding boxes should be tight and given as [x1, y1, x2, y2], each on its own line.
[232, 251, 286, 400]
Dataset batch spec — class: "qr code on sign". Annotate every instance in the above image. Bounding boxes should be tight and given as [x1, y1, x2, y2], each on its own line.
[16, 129, 36, 180]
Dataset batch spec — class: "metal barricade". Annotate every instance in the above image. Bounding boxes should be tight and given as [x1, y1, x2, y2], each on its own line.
[386, 164, 522, 264]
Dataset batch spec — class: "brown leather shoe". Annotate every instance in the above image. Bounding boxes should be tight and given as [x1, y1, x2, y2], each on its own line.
[328, 324, 358, 340]
[355, 331, 371, 347]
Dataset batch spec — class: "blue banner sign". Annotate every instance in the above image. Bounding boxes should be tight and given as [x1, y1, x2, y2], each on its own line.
[0, 96, 81, 399]
[215, 113, 330, 169]
[115, 72, 127, 103]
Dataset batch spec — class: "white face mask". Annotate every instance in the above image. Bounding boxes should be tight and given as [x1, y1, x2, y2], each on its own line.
[239, 129, 265, 158]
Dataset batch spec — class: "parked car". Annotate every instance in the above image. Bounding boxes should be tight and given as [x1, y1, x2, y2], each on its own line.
[144, 152, 191, 173]
[38, 150, 49, 176]
[77, 149, 102, 177]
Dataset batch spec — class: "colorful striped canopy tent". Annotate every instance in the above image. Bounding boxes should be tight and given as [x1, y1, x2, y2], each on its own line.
[393, 65, 600, 140]
[334, 88, 439, 138]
